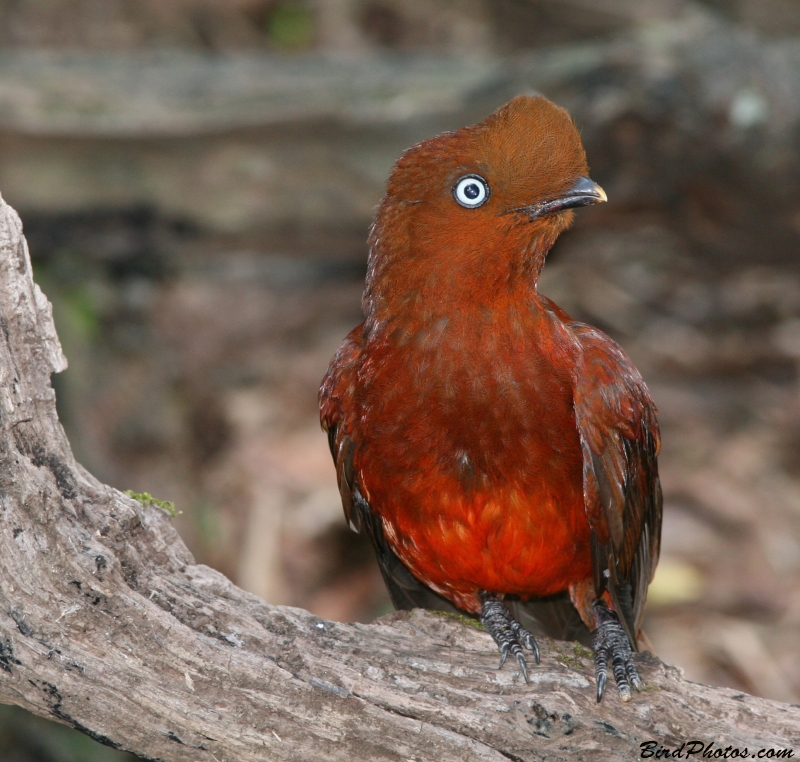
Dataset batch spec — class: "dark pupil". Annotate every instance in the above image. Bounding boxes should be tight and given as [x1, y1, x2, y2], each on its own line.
[464, 183, 480, 200]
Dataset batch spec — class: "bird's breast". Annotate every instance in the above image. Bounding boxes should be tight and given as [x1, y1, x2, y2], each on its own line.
[356, 304, 592, 606]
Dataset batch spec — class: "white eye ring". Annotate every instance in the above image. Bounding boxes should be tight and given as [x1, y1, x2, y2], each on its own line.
[452, 174, 490, 208]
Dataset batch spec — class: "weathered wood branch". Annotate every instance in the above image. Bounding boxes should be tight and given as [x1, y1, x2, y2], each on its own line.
[0, 193, 797, 762]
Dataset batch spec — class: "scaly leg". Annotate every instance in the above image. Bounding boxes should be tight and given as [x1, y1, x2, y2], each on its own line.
[592, 601, 644, 702]
[479, 592, 539, 682]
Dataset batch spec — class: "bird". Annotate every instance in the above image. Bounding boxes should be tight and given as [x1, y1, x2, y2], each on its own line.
[319, 94, 662, 702]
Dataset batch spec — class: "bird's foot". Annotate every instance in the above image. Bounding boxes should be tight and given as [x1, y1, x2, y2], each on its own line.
[592, 602, 644, 702]
[479, 592, 539, 683]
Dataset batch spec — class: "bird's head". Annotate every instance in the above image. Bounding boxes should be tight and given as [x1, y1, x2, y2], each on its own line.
[365, 95, 605, 323]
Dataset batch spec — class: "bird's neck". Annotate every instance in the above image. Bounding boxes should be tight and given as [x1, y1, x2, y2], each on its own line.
[363, 216, 560, 332]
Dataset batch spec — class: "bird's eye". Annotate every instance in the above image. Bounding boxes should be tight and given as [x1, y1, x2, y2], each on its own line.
[452, 174, 490, 209]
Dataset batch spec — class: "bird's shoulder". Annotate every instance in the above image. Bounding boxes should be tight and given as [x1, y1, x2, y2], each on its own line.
[567, 321, 658, 446]
[319, 324, 366, 532]
[536, 293, 574, 325]
[319, 324, 364, 432]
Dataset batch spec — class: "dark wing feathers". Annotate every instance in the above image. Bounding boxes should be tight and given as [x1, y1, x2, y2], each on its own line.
[334, 433, 360, 532]
[571, 322, 662, 647]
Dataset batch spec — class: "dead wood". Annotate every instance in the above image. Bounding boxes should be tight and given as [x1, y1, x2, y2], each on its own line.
[0, 192, 797, 762]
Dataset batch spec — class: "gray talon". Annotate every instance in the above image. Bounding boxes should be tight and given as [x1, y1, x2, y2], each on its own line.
[510, 619, 540, 664]
[479, 592, 539, 682]
[596, 671, 607, 702]
[498, 644, 509, 670]
[515, 651, 529, 684]
[592, 601, 643, 702]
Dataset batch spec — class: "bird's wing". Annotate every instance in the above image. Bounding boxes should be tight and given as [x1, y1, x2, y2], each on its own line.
[319, 325, 462, 614]
[570, 322, 662, 647]
[319, 326, 363, 534]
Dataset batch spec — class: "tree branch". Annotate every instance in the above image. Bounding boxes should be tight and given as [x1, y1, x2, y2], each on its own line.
[0, 193, 797, 761]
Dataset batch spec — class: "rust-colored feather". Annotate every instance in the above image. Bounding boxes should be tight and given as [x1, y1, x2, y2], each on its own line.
[319, 94, 662, 652]
[571, 323, 662, 641]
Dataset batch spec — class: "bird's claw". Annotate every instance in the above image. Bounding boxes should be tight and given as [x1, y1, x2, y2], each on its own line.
[498, 642, 509, 670]
[516, 625, 540, 664]
[514, 648, 529, 684]
[592, 603, 644, 702]
[480, 593, 539, 683]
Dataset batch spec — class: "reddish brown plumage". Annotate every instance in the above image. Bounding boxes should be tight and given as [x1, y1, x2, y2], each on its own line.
[320, 95, 661, 653]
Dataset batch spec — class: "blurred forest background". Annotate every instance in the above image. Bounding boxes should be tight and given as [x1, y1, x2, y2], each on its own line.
[1, 0, 800, 758]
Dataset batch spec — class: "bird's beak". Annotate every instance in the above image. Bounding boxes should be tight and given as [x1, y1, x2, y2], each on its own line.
[515, 176, 607, 220]
[558, 176, 608, 209]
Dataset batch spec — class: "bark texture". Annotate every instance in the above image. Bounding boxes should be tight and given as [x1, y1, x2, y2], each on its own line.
[0, 192, 797, 762]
